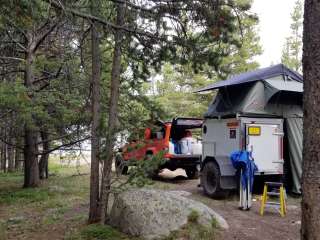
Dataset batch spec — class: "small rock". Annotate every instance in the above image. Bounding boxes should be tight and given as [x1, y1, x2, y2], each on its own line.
[287, 205, 298, 210]
[7, 216, 25, 225]
[48, 186, 66, 193]
[292, 220, 301, 225]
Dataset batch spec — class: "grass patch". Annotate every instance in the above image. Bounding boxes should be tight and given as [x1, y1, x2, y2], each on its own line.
[0, 221, 7, 240]
[0, 162, 91, 239]
[0, 171, 23, 179]
[164, 221, 216, 240]
[0, 187, 53, 205]
[187, 210, 200, 223]
[164, 211, 216, 240]
[80, 224, 127, 240]
[65, 224, 138, 240]
[211, 218, 218, 229]
[42, 206, 70, 225]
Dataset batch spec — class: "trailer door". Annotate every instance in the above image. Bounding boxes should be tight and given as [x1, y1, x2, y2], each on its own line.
[246, 124, 283, 175]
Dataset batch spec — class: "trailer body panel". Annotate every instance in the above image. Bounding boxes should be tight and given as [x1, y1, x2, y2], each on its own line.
[201, 116, 284, 190]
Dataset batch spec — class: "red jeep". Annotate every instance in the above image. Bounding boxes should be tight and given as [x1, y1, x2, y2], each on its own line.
[116, 118, 203, 179]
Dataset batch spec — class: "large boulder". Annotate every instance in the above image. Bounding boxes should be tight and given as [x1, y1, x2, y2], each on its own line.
[109, 189, 228, 239]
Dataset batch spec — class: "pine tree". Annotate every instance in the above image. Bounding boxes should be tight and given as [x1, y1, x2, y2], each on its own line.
[301, 0, 320, 238]
[281, 0, 303, 72]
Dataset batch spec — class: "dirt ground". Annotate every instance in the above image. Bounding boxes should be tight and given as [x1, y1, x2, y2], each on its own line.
[157, 169, 301, 240]
[0, 167, 301, 240]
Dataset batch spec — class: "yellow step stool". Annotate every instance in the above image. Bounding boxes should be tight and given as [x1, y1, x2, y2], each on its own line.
[260, 182, 286, 217]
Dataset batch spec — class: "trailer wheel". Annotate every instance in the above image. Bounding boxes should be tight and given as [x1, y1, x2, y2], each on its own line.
[185, 168, 199, 179]
[201, 161, 226, 198]
[115, 154, 128, 175]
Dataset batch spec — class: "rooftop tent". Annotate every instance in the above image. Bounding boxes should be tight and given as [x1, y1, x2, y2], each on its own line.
[197, 64, 303, 194]
[196, 64, 302, 92]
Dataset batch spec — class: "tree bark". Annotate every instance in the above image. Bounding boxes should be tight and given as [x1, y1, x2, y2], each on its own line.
[1, 127, 7, 172]
[23, 32, 40, 188]
[39, 130, 49, 179]
[100, 0, 125, 224]
[23, 128, 39, 187]
[14, 136, 23, 171]
[301, 0, 320, 239]
[88, 0, 102, 223]
[0, 143, 6, 172]
[14, 145, 22, 171]
[7, 124, 15, 172]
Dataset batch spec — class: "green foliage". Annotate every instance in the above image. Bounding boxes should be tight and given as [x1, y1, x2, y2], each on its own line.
[281, 0, 303, 72]
[141, 0, 261, 119]
[211, 218, 219, 229]
[80, 224, 127, 240]
[113, 151, 167, 192]
[163, 219, 217, 240]
[147, 63, 213, 118]
[188, 210, 200, 223]
[0, 187, 53, 205]
[0, 0, 51, 29]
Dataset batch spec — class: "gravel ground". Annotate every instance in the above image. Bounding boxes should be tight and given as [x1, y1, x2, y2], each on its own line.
[157, 169, 301, 240]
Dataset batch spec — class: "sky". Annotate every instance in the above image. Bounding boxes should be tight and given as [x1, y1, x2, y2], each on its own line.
[251, 0, 299, 67]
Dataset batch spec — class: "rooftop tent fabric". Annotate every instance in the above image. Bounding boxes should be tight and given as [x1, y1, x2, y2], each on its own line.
[204, 74, 303, 118]
[286, 117, 303, 194]
[265, 76, 303, 92]
[204, 81, 267, 118]
[196, 64, 303, 92]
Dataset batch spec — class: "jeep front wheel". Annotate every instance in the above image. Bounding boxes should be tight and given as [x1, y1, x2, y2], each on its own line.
[185, 168, 199, 179]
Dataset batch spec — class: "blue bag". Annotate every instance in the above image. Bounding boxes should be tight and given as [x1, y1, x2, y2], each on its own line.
[230, 150, 258, 192]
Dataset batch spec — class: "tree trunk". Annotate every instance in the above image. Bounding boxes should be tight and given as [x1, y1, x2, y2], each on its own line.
[23, 34, 40, 188]
[1, 128, 7, 173]
[23, 128, 39, 187]
[15, 136, 23, 171]
[39, 131, 49, 179]
[89, 1, 102, 223]
[15, 146, 22, 171]
[301, 0, 320, 239]
[7, 125, 15, 173]
[100, 1, 125, 224]
[0, 143, 6, 172]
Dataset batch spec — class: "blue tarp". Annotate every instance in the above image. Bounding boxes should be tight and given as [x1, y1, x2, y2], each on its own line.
[196, 64, 302, 92]
[230, 151, 258, 191]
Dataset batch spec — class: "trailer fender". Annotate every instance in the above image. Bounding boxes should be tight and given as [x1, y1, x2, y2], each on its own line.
[202, 156, 236, 176]
[201, 156, 237, 190]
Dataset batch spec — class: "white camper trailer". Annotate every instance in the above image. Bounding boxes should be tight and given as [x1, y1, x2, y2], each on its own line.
[201, 116, 284, 197]
[196, 64, 303, 197]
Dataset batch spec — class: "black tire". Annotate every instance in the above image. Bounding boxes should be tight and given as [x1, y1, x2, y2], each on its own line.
[185, 168, 199, 179]
[115, 154, 128, 175]
[201, 161, 227, 198]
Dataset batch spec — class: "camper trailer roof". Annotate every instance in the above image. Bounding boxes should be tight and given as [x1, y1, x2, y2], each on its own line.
[196, 64, 302, 92]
